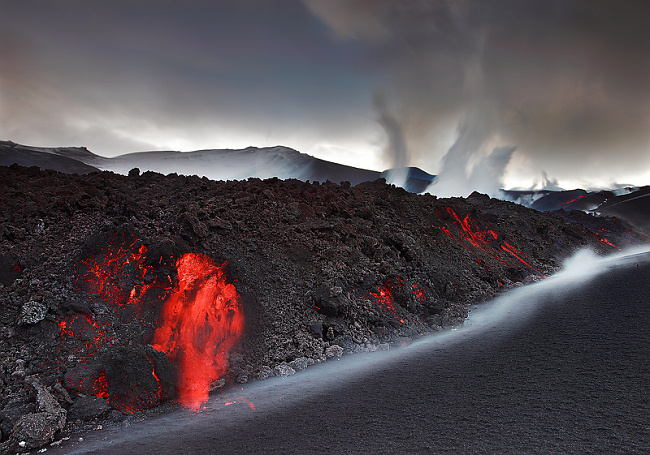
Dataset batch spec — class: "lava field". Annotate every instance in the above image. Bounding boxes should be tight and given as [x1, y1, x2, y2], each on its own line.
[0, 163, 646, 453]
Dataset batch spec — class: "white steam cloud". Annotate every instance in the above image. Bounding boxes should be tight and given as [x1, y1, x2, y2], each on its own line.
[424, 109, 516, 198]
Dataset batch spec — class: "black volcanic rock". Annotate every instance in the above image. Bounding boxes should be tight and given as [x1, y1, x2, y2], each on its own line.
[102, 347, 167, 413]
[68, 395, 111, 421]
[0, 163, 646, 451]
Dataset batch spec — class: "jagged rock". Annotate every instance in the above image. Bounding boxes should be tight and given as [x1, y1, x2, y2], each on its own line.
[0, 253, 21, 286]
[8, 377, 67, 453]
[64, 363, 106, 396]
[236, 370, 249, 384]
[18, 300, 47, 325]
[102, 346, 164, 413]
[209, 378, 226, 391]
[53, 382, 73, 405]
[255, 366, 273, 380]
[10, 412, 64, 453]
[25, 376, 66, 418]
[144, 345, 176, 403]
[325, 345, 344, 358]
[0, 401, 37, 442]
[274, 363, 296, 377]
[68, 395, 111, 421]
[309, 322, 324, 339]
[288, 357, 309, 371]
[313, 286, 348, 317]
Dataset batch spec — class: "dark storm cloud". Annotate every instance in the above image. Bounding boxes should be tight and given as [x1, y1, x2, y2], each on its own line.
[304, 0, 650, 186]
[0, 0, 376, 156]
[1, 0, 650, 187]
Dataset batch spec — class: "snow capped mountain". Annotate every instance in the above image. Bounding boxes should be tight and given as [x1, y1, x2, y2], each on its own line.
[0, 140, 382, 185]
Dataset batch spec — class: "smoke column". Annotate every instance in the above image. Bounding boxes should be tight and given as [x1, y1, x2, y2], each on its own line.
[304, 0, 650, 190]
[373, 93, 410, 188]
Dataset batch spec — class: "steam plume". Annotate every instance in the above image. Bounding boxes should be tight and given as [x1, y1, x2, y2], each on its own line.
[304, 0, 650, 189]
[425, 110, 515, 198]
[373, 93, 411, 188]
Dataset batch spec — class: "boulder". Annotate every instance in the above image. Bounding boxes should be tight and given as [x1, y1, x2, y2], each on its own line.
[10, 412, 64, 453]
[64, 363, 106, 396]
[68, 396, 111, 421]
[18, 301, 47, 325]
[325, 345, 344, 358]
[102, 346, 163, 413]
[273, 363, 295, 377]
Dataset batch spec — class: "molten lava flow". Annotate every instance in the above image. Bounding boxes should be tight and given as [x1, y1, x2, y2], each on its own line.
[501, 242, 536, 270]
[152, 253, 245, 411]
[370, 287, 397, 316]
[369, 281, 407, 323]
[439, 207, 537, 270]
[412, 284, 425, 301]
[93, 372, 109, 399]
[562, 195, 586, 205]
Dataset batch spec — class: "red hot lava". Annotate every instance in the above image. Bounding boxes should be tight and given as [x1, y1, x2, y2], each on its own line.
[439, 207, 538, 271]
[370, 287, 400, 320]
[152, 253, 245, 411]
[74, 233, 173, 318]
[57, 314, 109, 357]
[62, 235, 245, 413]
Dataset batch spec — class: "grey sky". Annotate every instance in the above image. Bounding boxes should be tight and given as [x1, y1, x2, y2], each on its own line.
[2, 0, 649, 189]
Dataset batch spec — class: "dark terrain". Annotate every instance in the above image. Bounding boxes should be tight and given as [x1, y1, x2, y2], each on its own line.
[54, 249, 650, 455]
[0, 163, 647, 453]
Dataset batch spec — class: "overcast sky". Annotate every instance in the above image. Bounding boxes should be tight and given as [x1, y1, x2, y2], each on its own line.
[2, 0, 650, 189]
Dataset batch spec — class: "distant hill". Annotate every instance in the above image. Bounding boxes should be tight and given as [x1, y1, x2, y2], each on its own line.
[0, 140, 433, 189]
[0, 140, 99, 174]
[507, 186, 650, 235]
[3, 139, 648, 234]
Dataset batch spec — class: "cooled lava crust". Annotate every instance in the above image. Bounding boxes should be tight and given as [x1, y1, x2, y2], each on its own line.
[0, 164, 646, 451]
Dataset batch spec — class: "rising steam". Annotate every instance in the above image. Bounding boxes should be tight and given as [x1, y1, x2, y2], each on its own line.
[425, 110, 516, 198]
[305, 0, 650, 190]
[374, 93, 410, 188]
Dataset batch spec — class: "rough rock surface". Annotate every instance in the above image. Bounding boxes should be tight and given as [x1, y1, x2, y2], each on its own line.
[4, 377, 66, 453]
[0, 164, 646, 452]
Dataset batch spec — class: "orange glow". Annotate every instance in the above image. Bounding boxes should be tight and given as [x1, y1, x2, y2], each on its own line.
[501, 242, 537, 271]
[152, 253, 245, 411]
[76, 234, 158, 310]
[439, 207, 537, 270]
[597, 236, 619, 250]
[370, 287, 398, 317]
[57, 314, 109, 355]
[64, 235, 245, 413]
[562, 195, 586, 205]
[412, 284, 425, 301]
[93, 372, 109, 399]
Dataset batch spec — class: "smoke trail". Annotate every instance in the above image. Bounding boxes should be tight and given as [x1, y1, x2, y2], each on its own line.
[373, 93, 411, 188]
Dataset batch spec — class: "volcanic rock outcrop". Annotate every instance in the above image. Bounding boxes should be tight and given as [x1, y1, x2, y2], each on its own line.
[0, 164, 646, 452]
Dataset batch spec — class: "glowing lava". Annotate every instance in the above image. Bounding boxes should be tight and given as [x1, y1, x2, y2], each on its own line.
[152, 253, 245, 411]
[63, 235, 245, 412]
[439, 207, 538, 271]
[370, 287, 398, 317]
[57, 314, 109, 357]
[75, 233, 157, 310]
